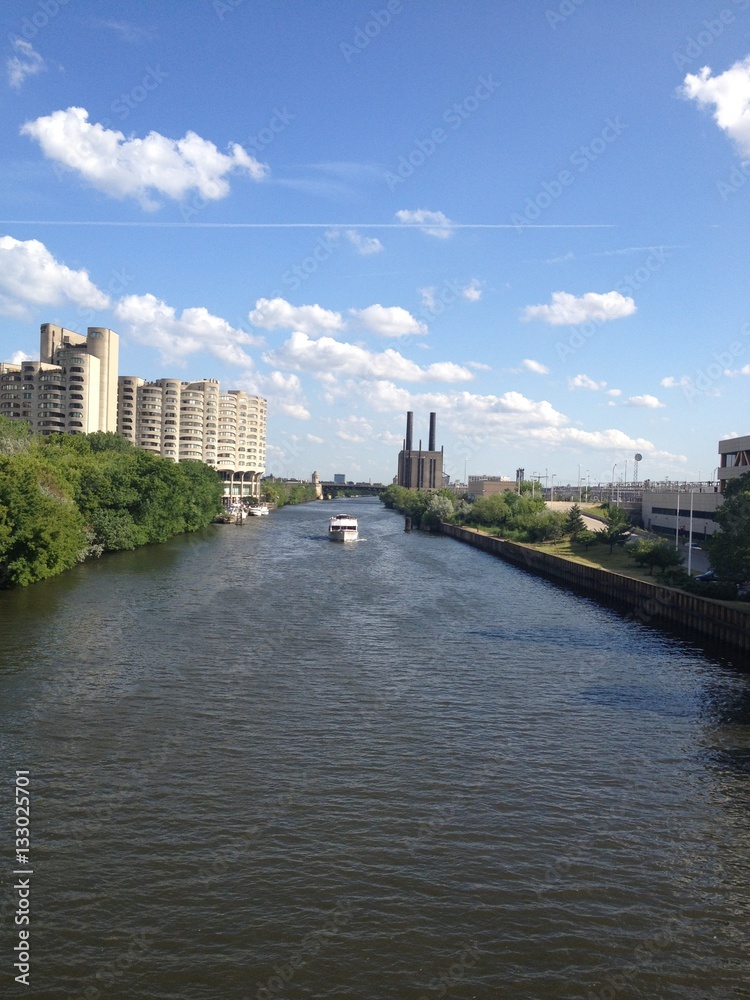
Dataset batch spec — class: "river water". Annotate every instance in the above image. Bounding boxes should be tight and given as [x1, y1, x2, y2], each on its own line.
[2, 497, 750, 999]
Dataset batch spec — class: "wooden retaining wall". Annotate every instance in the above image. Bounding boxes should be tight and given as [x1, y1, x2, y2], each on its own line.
[440, 523, 750, 655]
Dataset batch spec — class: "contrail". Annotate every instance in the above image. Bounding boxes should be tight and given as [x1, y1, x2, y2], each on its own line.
[0, 220, 614, 229]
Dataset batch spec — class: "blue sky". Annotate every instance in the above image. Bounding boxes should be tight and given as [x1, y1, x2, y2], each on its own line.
[2, 0, 750, 485]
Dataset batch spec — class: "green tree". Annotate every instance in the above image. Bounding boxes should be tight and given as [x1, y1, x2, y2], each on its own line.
[0, 453, 87, 586]
[708, 472, 750, 582]
[576, 528, 598, 550]
[0, 415, 32, 455]
[564, 503, 586, 539]
[597, 521, 630, 553]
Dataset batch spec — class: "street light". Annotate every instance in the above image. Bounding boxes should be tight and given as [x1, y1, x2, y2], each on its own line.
[687, 489, 695, 575]
[550, 473, 556, 502]
[611, 463, 617, 503]
[578, 464, 581, 503]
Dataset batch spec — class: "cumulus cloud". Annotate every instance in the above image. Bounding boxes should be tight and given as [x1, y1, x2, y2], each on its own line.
[626, 394, 665, 409]
[114, 293, 261, 368]
[7, 39, 46, 90]
[349, 304, 427, 338]
[306, 433, 325, 444]
[343, 229, 384, 255]
[568, 374, 607, 391]
[724, 363, 750, 376]
[248, 297, 344, 336]
[681, 56, 750, 157]
[395, 209, 453, 239]
[346, 381, 685, 464]
[522, 290, 636, 326]
[660, 375, 692, 388]
[523, 359, 550, 375]
[21, 107, 267, 209]
[0, 236, 110, 317]
[263, 332, 473, 383]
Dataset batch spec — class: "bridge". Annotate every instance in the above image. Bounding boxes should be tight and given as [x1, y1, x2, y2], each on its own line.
[320, 481, 386, 498]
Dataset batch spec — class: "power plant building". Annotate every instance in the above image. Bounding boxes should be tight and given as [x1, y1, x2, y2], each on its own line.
[396, 411, 443, 489]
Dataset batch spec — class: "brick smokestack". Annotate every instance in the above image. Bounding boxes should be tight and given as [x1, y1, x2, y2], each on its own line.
[428, 412, 436, 452]
[405, 411, 413, 451]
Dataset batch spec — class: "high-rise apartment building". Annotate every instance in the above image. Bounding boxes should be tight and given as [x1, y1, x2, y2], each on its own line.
[0, 324, 119, 434]
[116, 376, 267, 499]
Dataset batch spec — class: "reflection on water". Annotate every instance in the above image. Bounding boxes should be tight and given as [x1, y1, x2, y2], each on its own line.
[1, 497, 749, 999]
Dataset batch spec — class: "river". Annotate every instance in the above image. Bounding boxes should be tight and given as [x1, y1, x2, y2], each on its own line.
[1, 496, 749, 999]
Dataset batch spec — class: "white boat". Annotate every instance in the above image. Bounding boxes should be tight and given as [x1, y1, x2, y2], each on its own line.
[328, 513, 358, 542]
[249, 504, 269, 517]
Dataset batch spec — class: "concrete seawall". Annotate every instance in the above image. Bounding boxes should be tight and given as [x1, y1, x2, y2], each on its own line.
[440, 523, 750, 655]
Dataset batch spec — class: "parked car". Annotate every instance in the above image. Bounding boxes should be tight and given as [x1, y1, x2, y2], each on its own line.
[694, 570, 715, 582]
[687, 543, 701, 550]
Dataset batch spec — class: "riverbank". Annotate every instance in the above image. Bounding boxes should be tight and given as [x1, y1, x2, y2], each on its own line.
[440, 522, 750, 656]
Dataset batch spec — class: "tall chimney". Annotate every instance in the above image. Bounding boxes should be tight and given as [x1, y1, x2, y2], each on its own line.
[428, 412, 436, 452]
[405, 411, 413, 452]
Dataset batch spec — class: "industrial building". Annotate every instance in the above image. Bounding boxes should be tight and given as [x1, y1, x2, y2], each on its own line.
[396, 411, 443, 490]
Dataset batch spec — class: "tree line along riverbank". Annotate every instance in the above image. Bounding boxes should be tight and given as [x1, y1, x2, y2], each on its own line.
[0, 418, 223, 588]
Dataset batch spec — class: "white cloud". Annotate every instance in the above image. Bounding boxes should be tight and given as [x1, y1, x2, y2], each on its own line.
[6, 351, 34, 365]
[21, 107, 267, 209]
[0, 236, 110, 317]
[347, 381, 685, 464]
[660, 375, 692, 388]
[395, 209, 453, 239]
[523, 359, 550, 375]
[723, 364, 750, 376]
[248, 297, 344, 337]
[114, 293, 260, 368]
[344, 229, 383, 255]
[306, 433, 325, 444]
[606, 388, 622, 397]
[7, 39, 46, 90]
[263, 332, 473, 383]
[336, 416, 373, 442]
[522, 290, 636, 326]
[626, 394, 665, 409]
[681, 56, 750, 157]
[349, 304, 427, 338]
[461, 278, 482, 301]
[568, 373, 607, 391]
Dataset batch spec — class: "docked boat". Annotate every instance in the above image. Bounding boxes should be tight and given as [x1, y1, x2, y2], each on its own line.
[249, 504, 269, 516]
[328, 513, 358, 542]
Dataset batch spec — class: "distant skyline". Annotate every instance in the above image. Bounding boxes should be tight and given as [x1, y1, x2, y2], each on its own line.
[2, 1, 750, 484]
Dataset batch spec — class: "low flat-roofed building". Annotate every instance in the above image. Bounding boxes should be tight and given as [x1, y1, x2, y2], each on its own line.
[641, 488, 723, 540]
[467, 476, 517, 498]
[718, 433, 750, 493]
